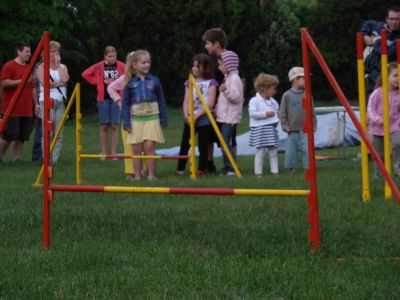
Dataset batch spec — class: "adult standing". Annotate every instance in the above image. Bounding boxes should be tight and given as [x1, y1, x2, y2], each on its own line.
[0, 42, 38, 163]
[361, 6, 400, 96]
[82, 46, 125, 157]
[37, 41, 69, 163]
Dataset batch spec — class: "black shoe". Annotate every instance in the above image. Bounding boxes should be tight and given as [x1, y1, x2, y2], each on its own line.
[206, 161, 217, 174]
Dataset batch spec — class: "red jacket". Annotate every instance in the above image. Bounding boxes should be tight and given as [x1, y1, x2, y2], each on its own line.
[81, 60, 125, 102]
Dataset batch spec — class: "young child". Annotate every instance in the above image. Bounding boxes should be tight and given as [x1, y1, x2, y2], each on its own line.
[280, 66, 316, 172]
[367, 61, 400, 177]
[107, 51, 136, 179]
[248, 73, 280, 177]
[175, 54, 218, 176]
[82, 46, 125, 158]
[215, 50, 244, 175]
[201, 28, 228, 173]
[122, 50, 167, 180]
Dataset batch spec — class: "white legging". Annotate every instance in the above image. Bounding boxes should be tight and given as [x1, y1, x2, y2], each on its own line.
[254, 146, 278, 175]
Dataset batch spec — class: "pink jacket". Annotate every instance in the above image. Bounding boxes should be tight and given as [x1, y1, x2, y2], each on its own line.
[107, 75, 125, 102]
[367, 87, 400, 136]
[215, 70, 244, 124]
[81, 60, 125, 102]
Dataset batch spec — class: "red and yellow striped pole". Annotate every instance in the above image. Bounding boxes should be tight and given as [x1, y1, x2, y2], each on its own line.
[380, 30, 392, 200]
[51, 184, 310, 197]
[80, 154, 190, 160]
[356, 32, 370, 202]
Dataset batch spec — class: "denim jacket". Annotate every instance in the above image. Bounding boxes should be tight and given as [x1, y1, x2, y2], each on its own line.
[122, 74, 168, 129]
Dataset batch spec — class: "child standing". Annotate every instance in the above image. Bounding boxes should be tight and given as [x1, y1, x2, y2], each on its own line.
[215, 50, 244, 175]
[249, 73, 280, 177]
[201, 28, 228, 173]
[367, 62, 400, 177]
[82, 46, 125, 158]
[175, 54, 218, 176]
[122, 50, 167, 180]
[280, 66, 316, 171]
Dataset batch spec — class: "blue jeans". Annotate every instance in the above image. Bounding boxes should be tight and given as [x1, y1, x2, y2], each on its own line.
[220, 123, 236, 173]
[98, 99, 121, 125]
[284, 131, 309, 169]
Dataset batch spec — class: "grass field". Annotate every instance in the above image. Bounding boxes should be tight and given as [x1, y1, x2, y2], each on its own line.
[1, 107, 400, 299]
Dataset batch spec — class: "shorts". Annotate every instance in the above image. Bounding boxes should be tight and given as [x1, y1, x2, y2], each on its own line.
[1, 116, 33, 142]
[98, 99, 121, 125]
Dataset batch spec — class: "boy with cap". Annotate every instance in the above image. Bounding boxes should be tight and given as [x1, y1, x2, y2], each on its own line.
[280, 66, 316, 172]
[215, 50, 244, 175]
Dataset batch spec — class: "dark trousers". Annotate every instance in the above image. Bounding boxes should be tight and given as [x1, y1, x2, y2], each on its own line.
[177, 123, 212, 172]
[32, 117, 42, 161]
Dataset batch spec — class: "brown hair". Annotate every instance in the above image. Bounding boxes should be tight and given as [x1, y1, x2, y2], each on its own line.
[202, 28, 227, 48]
[375, 62, 398, 89]
[254, 73, 279, 91]
[104, 45, 116, 55]
[192, 53, 214, 80]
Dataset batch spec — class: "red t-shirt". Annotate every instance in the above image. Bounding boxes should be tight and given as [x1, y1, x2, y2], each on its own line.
[0, 60, 34, 116]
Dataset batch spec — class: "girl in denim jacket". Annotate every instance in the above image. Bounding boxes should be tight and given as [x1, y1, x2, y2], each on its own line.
[122, 50, 168, 180]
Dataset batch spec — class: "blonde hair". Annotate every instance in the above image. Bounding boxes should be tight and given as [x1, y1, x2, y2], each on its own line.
[124, 50, 151, 86]
[50, 41, 61, 50]
[254, 73, 279, 91]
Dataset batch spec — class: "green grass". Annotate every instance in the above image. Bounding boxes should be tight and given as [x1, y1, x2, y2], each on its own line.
[1, 107, 400, 299]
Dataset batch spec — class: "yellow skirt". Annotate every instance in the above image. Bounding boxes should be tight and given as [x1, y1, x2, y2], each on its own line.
[127, 118, 165, 144]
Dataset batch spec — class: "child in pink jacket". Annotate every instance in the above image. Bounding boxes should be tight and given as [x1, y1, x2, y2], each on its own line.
[215, 50, 244, 175]
[367, 62, 400, 177]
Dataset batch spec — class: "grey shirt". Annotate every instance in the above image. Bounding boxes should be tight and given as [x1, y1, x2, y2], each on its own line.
[280, 89, 316, 132]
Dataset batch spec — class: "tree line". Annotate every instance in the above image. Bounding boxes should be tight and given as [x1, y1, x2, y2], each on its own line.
[0, 0, 393, 112]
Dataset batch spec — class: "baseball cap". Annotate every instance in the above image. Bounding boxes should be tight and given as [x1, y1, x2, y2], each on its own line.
[288, 66, 304, 81]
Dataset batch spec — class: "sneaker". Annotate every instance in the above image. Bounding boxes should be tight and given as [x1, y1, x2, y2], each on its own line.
[110, 153, 119, 161]
[206, 161, 217, 174]
[255, 173, 263, 178]
[221, 171, 236, 176]
[126, 174, 135, 180]
[100, 153, 106, 161]
[271, 172, 279, 176]
[174, 170, 184, 177]
[147, 176, 157, 181]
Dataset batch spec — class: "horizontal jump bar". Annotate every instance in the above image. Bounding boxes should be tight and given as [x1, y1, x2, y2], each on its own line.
[50, 184, 310, 197]
[80, 154, 190, 160]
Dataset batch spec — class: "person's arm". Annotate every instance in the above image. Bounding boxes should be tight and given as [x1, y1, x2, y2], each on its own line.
[81, 63, 98, 85]
[1, 64, 22, 88]
[193, 84, 217, 122]
[249, 98, 267, 119]
[223, 75, 243, 103]
[107, 76, 125, 108]
[279, 94, 289, 132]
[367, 90, 383, 124]
[59, 64, 70, 86]
[155, 77, 168, 127]
[122, 87, 131, 132]
[361, 20, 382, 46]
[182, 86, 190, 123]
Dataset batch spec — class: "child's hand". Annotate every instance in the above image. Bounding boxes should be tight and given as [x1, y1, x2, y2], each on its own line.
[124, 128, 132, 133]
[266, 111, 275, 117]
[377, 118, 384, 125]
[219, 83, 227, 92]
